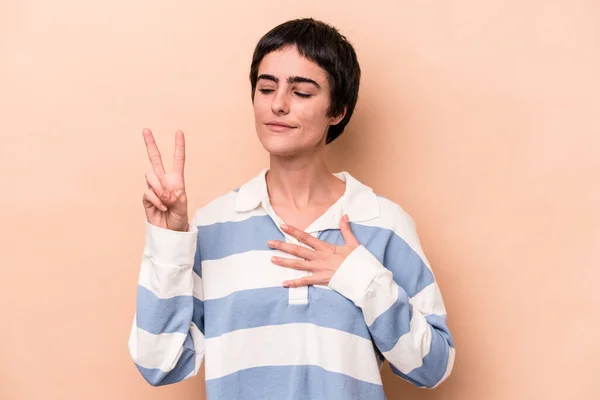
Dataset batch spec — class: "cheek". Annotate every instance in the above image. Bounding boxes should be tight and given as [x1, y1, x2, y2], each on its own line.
[296, 101, 330, 130]
[252, 95, 268, 117]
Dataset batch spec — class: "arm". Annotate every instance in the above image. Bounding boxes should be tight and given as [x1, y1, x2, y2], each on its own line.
[128, 218, 205, 386]
[328, 217, 455, 388]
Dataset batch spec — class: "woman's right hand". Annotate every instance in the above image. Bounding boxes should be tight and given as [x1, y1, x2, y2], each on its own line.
[142, 128, 190, 232]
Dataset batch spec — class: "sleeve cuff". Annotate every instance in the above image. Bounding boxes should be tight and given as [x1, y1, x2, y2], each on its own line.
[144, 220, 198, 266]
[328, 245, 391, 307]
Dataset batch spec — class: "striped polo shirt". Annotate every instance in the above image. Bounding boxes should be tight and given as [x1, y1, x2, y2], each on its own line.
[128, 168, 455, 399]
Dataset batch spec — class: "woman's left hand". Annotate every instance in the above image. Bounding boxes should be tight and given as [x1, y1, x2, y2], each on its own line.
[267, 214, 360, 288]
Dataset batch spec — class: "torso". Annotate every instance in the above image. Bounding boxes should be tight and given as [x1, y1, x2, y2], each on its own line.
[191, 171, 410, 399]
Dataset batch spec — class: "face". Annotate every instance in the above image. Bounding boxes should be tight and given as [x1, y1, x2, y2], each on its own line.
[253, 46, 345, 157]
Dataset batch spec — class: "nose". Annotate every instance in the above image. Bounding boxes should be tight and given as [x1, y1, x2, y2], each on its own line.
[270, 90, 290, 115]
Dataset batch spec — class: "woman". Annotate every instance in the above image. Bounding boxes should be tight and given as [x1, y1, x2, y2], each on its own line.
[129, 18, 454, 399]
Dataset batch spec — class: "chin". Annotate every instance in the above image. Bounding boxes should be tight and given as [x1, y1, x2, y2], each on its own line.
[255, 126, 324, 157]
[259, 137, 305, 157]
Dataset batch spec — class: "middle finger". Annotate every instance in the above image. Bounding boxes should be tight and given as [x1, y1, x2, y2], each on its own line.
[142, 128, 166, 177]
[145, 171, 168, 200]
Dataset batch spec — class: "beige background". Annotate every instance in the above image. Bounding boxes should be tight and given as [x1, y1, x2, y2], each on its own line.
[1, 0, 599, 399]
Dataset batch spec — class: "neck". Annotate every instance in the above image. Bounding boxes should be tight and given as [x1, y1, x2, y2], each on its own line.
[266, 147, 344, 210]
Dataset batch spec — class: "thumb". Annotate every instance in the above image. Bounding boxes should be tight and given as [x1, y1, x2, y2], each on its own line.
[160, 189, 172, 203]
[340, 214, 360, 247]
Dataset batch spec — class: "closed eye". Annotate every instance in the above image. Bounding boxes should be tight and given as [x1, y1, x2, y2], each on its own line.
[258, 89, 312, 98]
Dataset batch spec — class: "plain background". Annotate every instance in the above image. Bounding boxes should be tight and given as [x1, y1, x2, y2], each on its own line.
[1, 0, 599, 399]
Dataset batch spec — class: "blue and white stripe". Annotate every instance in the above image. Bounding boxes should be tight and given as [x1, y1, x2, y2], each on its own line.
[128, 169, 454, 397]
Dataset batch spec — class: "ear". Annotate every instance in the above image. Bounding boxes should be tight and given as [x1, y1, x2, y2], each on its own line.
[329, 106, 347, 126]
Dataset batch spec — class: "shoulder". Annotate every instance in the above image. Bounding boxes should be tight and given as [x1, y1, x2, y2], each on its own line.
[190, 189, 238, 226]
[373, 194, 417, 232]
[360, 189, 428, 255]
[367, 192, 433, 267]
[189, 172, 263, 227]
[343, 171, 416, 232]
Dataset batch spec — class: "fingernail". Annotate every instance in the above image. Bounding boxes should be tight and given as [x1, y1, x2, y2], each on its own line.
[282, 282, 289, 287]
[268, 240, 275, 246]
[160, 205, 167, 211]
[281, 224, 288, 230]
[344, 214, 349, 222]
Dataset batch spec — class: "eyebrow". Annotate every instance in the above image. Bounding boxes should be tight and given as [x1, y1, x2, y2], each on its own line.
[257, 74, 321, 89]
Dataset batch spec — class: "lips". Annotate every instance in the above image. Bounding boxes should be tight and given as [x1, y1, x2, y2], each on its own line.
[265, 121, 297, 132]
[266, 121, 295, 128]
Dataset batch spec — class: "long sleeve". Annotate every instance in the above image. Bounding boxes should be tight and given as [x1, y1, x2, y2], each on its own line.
[328, 218, 455, 389]
[128, 218, 205, 386]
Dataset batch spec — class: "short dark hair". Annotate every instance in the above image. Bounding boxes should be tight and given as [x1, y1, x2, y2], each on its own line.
[249, 18, 361, 144]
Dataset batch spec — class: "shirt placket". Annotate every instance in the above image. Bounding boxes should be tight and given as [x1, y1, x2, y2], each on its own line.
[262, 199, 310, 306]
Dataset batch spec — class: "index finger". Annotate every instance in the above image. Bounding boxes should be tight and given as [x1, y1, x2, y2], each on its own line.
[142, 128, 166, 177]
[173, 129, 185, 176]
[281, 224, 335, 252]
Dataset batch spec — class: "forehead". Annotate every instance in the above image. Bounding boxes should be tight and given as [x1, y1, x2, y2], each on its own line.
[257, 46, 329, 86]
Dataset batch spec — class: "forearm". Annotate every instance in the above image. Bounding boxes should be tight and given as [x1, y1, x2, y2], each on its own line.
[128, 221, 205, 386]
[328, 245, 454, 388]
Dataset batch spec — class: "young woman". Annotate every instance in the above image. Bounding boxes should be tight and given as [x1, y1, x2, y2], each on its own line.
[129, 18, 454, 399]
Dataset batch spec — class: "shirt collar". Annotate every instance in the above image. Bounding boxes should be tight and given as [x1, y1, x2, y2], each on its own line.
[234, 168, 379, 230]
